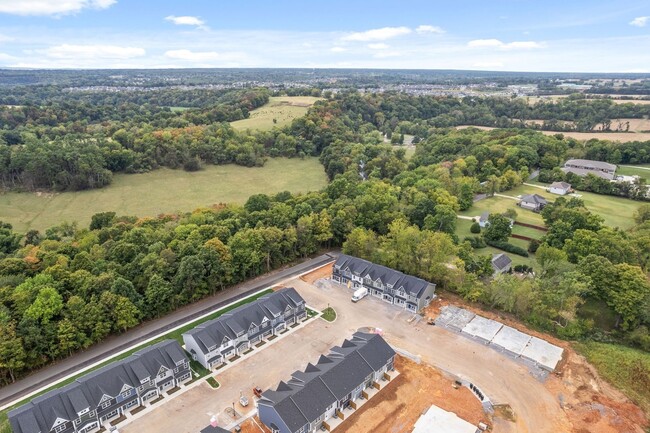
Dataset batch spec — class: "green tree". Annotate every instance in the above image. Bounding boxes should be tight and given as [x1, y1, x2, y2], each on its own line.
[24, 287, 63, 325]
[145, 274, 175, 317]
[484, 214, 512, 242]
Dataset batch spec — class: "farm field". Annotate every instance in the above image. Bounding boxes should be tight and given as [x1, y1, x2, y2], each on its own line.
[455, 218, 536, 268]
[0, 157, 328, 233]
[507, 184, 642, 229]
[456, 125, 650, 142]
[230, 96, 321, 131]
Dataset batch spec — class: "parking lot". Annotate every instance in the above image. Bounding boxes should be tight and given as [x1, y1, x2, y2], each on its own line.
[121, 272, 571, 433]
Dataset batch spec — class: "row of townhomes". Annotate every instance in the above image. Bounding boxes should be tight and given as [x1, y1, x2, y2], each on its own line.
[183, 288, 307, 370]
[331, 254, 436, 313]
[9, 340, 191, 433]
[258, 332, 396, 433]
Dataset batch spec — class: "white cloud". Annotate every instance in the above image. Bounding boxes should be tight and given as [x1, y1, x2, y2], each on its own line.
[373, 51, 401, 58]
[630, 16, 648, 27]
[164, 15, 207, 29]
[0, 0, 115, 16]
[0, 34, 13, 43]
[467, 39, 544, 50]
[330, 46, 347, 52]
[473, 61, 504, 68]
[164, 49, 220, 61]
[416, 25, 445, 34]
[46, 44, 145, 59]
[342, 26, 411, 42]
[368, 43, 389, 50]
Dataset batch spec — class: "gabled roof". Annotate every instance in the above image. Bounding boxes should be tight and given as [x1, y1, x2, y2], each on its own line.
[549, 181, 571, 190]
[334, 255, 435, 298]
[564, 159, 617, 171]
[491, 253, 512, 271]
[520, 194, 548, 205]
[259, 333, 395, 430]
[184, 288, 305, 353]
[9, 340, 187, 433]
[561, 166, 615, 180]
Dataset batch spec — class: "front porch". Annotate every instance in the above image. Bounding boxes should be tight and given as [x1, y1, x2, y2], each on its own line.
[323, 370, 400, 432]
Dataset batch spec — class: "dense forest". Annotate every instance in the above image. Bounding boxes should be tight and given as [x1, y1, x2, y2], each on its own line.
[1, 88, 650, 385]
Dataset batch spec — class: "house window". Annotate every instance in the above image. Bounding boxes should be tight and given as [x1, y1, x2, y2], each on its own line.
[89, 411, 95, 417]
[101, 400, 111, 410]
[158, 371, 166, 379]
[120, 390, 131, 398]
[54, 422, 68, 433]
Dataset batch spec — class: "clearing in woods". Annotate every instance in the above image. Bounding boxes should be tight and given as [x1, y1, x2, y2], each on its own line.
[456, 125, 650, 142]
[0, 157, 328, 233]
[230, 96, 321, 131]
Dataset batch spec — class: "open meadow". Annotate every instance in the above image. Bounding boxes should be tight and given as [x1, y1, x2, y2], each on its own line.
[456, 125, 650, 142]
[617, 164, 650, 178]
[230, 96, 321, 131]
[0, 157, 328, 233]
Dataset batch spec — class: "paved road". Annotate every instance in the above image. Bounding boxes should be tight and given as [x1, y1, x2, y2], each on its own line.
[0, 252, 337, 408]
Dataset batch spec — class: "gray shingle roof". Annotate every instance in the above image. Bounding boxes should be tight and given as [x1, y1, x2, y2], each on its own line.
[184, 288, 305, 353]
[520, 194, 548, 205]
[492, 253, 512, 271]
[9, 340, 188, 433]
[564, 159, 617, 172]
[200, 425, 230, 433]
[259, 333, 395, 432]
[334, 255, 434, 299]
[549, 181, 571, 190]
[561, 166, 615, 180]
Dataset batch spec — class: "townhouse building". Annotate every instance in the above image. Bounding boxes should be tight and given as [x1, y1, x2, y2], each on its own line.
[258, 332, 396, 433]
[9, 340, 191, 433]
[183, 288, 307, 370]
[331, 255, 436, 313]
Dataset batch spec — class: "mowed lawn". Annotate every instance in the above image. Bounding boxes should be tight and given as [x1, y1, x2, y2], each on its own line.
[459, 195, 545, 226]
[230, 96, 321, 131]
[0, 158, 328, 233]
[507, 184, 642, 229]
[455, 218, 536, 268]
[617, 164, 650, 179]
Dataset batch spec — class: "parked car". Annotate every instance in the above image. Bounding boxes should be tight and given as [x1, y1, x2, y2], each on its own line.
[351, 287, 368, 302]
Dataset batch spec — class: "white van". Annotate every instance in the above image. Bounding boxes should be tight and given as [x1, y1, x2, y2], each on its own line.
[351, 287, 368, 302]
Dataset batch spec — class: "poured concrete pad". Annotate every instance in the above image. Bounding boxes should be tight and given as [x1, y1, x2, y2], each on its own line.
[521, 337, 564, 371]
[412, 405, 477, 433]
[491, 326, 531, 356]
[435, 306, 475, 331]
[462, 316, 503, 343]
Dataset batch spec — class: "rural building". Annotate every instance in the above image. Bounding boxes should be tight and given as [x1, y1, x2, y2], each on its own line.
[491, 253, 512, 274]
[258, 332, 396, 433]
[9, 340, 191, 433]
[548, 181, 571, 195]
[478, 211, 490, 228]
[518, 193, 548, 211]
[183, 288, 307, 370]
[562, 159, 617, 181]
[331, 254, 436, 313]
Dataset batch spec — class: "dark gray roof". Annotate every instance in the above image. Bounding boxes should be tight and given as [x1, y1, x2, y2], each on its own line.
[9, 340, 188, 433]
[200, 425, 230, 433]
[561, 166, 615, 180]
[184, 288, 305, 353]
[492, 253, 512, 271]
[520, 194, 548, 205]
[334, 255, 435, 298]
[564, 159, 617, 172]
[259, 333, 395, 431]
[479, 211, 489, 222]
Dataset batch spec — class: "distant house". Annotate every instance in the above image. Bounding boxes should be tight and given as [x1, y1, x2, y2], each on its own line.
[258, 332, 396, 433]
[332, 255, 436, 313]
[562, 159, 617, 181]
[183, 288, 307, 370]
[478, 211, 490, 228]
[491, 253, 512, 274]
[518, 194, 548, 212]
[9, 340, 191, 433]
[548, 181, 571, 195]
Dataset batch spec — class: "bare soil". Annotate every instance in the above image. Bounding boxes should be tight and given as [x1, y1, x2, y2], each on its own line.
[299, 262, 333, 284]
[337, 356, 489, 433]
[238, 417, 270, 433]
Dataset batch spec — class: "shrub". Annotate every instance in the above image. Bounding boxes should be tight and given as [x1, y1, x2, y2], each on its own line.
[513, 264, 534, 273]
[470, 222, 481, 234]
[528, 239, 541, 253]
[464, 236, 486, 249]
[485, 239, 529, 257]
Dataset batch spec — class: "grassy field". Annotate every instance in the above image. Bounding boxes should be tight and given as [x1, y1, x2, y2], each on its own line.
[575, 341, 650, 417]
[456, 125, 650, 143]
[0, 289, 274, 433]
[230, 96, 321, 131]
[507, 184, 642, 229]
[455, 218, 536, 268]
[617, 165, 650, 179]
[0, 158, 328, 233]
[459, 195, 546, 226]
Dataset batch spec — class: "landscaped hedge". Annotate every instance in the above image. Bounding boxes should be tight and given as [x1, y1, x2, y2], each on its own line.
[464, 236, 487, 249]
[485, 239, 529, 257]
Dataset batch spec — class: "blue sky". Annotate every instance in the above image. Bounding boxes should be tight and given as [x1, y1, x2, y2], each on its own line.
[0, 0, 648, 71]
